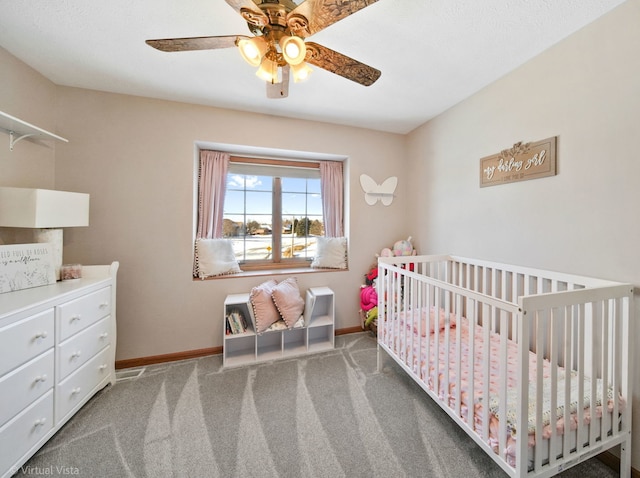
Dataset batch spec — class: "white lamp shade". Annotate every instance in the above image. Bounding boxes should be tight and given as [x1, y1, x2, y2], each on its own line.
[291, 62, 313, 82]
[280, 36, 306, 66]
[256, 57, 278, 83]
[0, 187, 89, 228]
[238, 37, 268, 67]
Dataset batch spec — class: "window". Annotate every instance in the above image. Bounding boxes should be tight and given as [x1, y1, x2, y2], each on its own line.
[194, 149, 345, 277]
[223, 157, 324, 269]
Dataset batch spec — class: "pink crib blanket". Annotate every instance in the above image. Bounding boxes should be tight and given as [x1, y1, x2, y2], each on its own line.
[381, 307, 623, 466]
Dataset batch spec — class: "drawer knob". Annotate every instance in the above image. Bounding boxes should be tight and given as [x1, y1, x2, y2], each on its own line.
[71, 387, 81, 395]
[71, 351, 82, 359]
[34, 374, 48, 383]
[34, 418, 47, 427]
[99, 332, 109, 340]
[34, 331, 48, 340]
[99, 364, 108, 371]
[99, 302, 109, 309]
[70, 315, 81, 323]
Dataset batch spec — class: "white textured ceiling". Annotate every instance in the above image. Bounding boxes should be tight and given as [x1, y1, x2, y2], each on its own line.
[0, 0, 627, 134]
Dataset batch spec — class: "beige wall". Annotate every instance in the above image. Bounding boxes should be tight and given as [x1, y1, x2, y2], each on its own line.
[406, 0, 640, 468]
[0, 47, 60, 245]
[49, 87, 407, 361]
[0, 47, 57, 188]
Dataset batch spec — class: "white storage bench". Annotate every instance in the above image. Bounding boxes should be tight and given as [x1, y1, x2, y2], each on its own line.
[223, 287, 334, 368]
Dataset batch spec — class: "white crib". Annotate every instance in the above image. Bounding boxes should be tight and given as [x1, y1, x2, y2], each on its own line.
[377, 255, 633, 478]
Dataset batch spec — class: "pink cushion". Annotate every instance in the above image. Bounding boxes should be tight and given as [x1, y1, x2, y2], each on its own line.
[250, 280, 280, 333]
[271, 277, 305, 328]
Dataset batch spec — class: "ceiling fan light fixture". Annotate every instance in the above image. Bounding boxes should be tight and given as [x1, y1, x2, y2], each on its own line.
[291, 62, 312, 82]
[238, 37, 267, 67]
[256, 57, 279, 83]
[280, 35, 306, 66]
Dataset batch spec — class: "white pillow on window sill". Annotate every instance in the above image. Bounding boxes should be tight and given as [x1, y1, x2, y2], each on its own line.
[196, 238, 242, 278]
[310, 236, 347, 269]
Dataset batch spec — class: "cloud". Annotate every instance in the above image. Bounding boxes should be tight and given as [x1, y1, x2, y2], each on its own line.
[227, 174, 262, 189]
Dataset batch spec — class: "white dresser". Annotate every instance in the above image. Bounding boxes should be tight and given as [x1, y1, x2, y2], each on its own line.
[0, 262, 118, 478]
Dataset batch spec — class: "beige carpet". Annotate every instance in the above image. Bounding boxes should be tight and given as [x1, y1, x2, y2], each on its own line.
[16, 333, 618, 477]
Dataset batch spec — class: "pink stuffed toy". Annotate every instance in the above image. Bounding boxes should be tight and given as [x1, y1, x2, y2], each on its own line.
[360, 285, 378, 311]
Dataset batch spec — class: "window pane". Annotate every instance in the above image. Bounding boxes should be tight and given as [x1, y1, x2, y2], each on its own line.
[279, 176, 323, 260]
[281, 177, 307, 192]
[223, 173, 273, 262]
[245, 190, 272, 215]
[307, 178, 321, 194]
[281, 226, 317, 259]
[224, 190, 245, 217]
[308, 193, 322, 215]
[282, 192, 307, 215]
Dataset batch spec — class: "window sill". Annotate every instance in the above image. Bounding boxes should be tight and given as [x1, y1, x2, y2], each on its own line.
[193, 267, 348, 281]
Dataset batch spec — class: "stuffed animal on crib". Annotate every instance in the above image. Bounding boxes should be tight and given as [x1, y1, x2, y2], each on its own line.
[365, 266, 378, 286]
[360, 264, 378, 309]
[392, 236, 417, 272]
[392, 236, 416, 257]
[364, 306, 378, 327]
[360, 284, 378, 311]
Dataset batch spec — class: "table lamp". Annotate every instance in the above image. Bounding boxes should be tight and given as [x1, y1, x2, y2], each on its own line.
[0, 187, 89, 279]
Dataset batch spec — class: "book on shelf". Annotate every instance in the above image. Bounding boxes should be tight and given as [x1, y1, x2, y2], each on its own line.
[226, 309, 248, 335]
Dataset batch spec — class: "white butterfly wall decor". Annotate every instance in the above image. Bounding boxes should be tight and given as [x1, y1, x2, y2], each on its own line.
[359, 174, 398, 206]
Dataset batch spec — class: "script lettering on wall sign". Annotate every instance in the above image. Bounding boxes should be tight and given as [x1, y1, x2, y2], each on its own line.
[480, 136, 557, 187]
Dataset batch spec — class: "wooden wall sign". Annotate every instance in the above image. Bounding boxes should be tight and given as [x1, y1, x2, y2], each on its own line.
[480, 136, 557, 187]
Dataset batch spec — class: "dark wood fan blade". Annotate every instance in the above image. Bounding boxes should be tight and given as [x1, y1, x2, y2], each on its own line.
[266, 65, 290, 99]
[288, 0, 379, 38]
[146, 35, 248, 52]
[225, 0, 269, 28]
[305, 42, 381, 86]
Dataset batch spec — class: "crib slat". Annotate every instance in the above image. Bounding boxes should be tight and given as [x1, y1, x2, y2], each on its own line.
[534, 309, 545, 472]
[576, 303, 586, 453]
[601, 299, 610, 438]
[444, 289, 451, 401]
[548, 307, 560, 467]
[612, 298, 620, 426]
[498, 308, 508, 468]
[433, 286, 441, 399]
[562, 305, 572, 463]
[516, 306, 530, 475]
[482, 302, 491, 443]
[466, 297, 476, 431]
[425, 281, 432, 385]
[589, 301, 600, 448]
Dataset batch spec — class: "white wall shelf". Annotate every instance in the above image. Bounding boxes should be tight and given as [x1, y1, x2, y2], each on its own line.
[223, 287, 334, 368]
[0, 111, 68, 151]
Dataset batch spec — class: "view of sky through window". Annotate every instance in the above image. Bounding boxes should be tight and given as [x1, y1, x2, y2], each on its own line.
[223, 172, 323, 262]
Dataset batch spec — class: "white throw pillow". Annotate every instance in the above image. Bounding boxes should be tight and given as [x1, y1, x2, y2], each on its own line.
[310, 236, 347, 269]
[196, 239, 241, 278]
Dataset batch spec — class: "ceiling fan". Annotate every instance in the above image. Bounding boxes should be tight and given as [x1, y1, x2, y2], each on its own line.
[146, 0, 382, 98]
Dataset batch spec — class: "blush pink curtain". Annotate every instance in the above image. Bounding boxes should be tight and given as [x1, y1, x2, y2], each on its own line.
[319, 161, 344, 237]
[196, 150, 230, 239]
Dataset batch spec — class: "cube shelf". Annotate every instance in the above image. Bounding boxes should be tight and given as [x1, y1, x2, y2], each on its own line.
[222, 287, 335, 368]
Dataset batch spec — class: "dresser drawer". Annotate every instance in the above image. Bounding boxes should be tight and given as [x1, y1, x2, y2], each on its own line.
[58, 287, 111, 342]
[0, 390, 53, 476]
[56, 346, 111, 422]
[0, 349, 54, 428]
[0, 309, 54, 377]
[57, 317, 110, 381]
